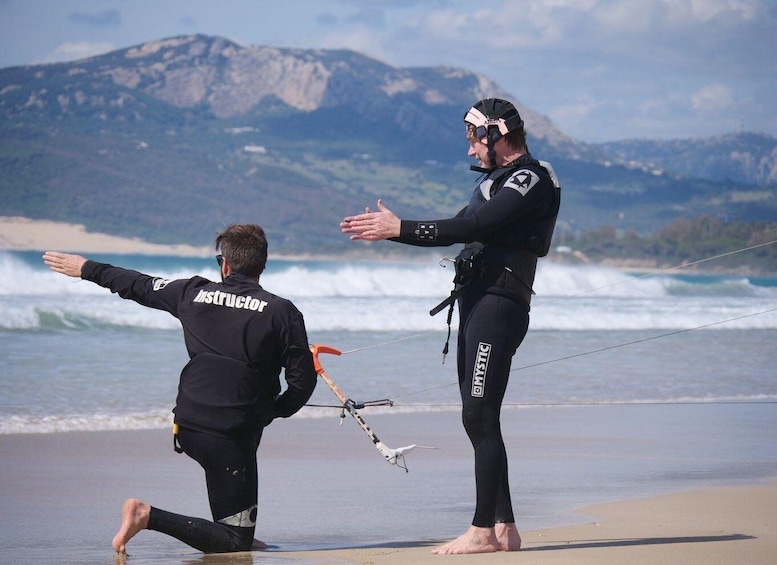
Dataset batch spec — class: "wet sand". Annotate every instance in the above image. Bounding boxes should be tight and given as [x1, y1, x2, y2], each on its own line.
[1, 406, 775, 564]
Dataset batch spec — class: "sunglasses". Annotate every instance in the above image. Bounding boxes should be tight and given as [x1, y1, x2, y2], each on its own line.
[216, 254, 223, 267]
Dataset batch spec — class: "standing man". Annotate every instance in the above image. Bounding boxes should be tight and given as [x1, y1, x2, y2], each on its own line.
[43, 224, 317, 555]
[341, 99, 561, 555]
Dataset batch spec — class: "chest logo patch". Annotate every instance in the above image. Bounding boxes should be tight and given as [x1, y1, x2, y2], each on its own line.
[504, 169, 540, 196]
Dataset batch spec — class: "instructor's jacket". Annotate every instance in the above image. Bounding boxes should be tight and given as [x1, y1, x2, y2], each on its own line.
[81, 261, 317, 436]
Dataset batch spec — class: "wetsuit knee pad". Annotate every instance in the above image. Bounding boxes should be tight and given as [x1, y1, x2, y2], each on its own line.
[216, 504, 258, 551]
[221, 523, 257, 552]
[217, 504, 258, 528]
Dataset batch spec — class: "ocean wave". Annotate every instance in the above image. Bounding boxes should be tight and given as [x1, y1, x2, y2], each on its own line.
[3, 250, 776, 332]
[4, 394, 775, 435]
[0, 405, 454, 435]
[8, 250, 776, 298]
[4, 293, 775, 332]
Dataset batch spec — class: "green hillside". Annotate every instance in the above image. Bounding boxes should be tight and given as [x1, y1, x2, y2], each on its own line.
[1, 34, 775, 257]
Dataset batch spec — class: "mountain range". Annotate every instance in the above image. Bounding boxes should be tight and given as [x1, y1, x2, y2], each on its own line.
[1, 34, 775, 254]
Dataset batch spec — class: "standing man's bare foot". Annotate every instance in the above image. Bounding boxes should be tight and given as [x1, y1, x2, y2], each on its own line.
[251, 539, 269, 550]
[494, 522, 522, 551]
[112, 498, 150, 553]
[431, 525, 499, 555]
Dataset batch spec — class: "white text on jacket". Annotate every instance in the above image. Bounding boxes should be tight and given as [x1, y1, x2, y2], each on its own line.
[192, 289, 268, 312]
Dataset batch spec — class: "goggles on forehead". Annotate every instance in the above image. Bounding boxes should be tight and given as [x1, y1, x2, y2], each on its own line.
[464, 106, 524, 143]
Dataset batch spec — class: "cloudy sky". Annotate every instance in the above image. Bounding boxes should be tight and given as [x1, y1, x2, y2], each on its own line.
[2, 0, 775, 143]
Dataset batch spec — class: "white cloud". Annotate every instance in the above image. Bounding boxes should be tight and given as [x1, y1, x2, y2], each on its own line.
[591, 0, 661, 32]
[67, 9, 122, 27]
[691, 83, 736, 111]
[39, 42, 116, 64]
[318, 28, 395, 62]
[548, 97, 603, 134]
[681, 0, 760, 22]
[421, 3, 574, 48]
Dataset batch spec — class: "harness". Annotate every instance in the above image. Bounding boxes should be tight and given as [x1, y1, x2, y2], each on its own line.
[430, 158, 561, 361]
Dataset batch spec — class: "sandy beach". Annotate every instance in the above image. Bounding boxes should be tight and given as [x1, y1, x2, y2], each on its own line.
[282, 482, 777, 565]
[0, 216, 211, 256]
[1, 407, 775, 565]
[0, 215, 395, 262]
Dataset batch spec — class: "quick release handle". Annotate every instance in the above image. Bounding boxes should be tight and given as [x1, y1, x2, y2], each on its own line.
[309, 344, 342, 374]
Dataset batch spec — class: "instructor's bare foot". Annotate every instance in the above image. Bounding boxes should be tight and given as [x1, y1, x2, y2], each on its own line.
[112, 498, 150, 553]
[251, 539, 269, 550]
[495, 522, 522, 551]
[431, 525, 499, 555]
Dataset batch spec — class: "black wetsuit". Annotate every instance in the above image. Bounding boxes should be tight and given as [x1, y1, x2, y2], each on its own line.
[393, 153, 560, 527]
[81, 261, 317, 552]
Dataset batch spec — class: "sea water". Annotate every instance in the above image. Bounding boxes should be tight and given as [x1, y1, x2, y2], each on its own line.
[1, 249, 776, 435]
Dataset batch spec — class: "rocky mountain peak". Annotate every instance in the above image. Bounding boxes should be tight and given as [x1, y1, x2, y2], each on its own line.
[94, 34, 579, 148]
[1, 34, 589, 158]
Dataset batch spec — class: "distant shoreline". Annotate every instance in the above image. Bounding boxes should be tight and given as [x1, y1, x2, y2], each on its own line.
[2, 216, 773, 275]
[0, 216, 211, 257]
[0, 216, 367, 262]
[0, 216, 448, 264]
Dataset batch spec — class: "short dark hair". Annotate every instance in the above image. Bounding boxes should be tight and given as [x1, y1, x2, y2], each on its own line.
[503, 128, 527, 152]
[215, 224, 268, 278]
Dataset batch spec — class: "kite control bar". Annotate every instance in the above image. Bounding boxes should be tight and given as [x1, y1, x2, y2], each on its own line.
[309, 344, 422, 471]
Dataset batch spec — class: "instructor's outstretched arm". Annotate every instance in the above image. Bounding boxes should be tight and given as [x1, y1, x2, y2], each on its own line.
[43, 251, 87, 278]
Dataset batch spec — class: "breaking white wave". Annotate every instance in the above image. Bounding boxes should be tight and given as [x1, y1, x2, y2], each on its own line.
[3, 251, 776, 332]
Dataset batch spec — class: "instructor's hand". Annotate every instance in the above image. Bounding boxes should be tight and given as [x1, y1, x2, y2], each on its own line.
[43, 251, 87, 278]
[340, 199, 401, 241]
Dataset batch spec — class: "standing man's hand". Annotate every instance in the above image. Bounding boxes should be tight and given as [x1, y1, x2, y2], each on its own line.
[43, 251, 88, 278]
[340, 199, 401, 241]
